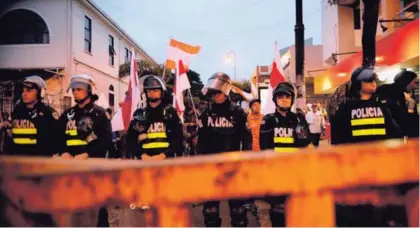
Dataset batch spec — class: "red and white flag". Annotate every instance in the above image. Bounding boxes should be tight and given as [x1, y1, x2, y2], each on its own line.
[111, 48, 140, 131]
[166, 38, 201, 70]
[173, 58, 191, 119]
[262, 41, 286, 115]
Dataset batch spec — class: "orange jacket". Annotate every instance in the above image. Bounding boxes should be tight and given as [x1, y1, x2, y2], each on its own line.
[247, 112, 264, 151]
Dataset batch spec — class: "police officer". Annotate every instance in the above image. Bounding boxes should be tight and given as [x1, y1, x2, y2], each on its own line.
[197, 72, 252, 227]
[376, 70, 418, 138]
[331, 67, 402, 145]
[58, 74, 112, 159]
[330, 67, 403, 226]
[6, 76, 60, 156]
[57, 74, 112, 227]
[126, 74, 184, 160]
[259, 81, 310, 227]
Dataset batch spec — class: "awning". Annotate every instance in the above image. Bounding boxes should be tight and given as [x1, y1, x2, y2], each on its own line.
[315, 18, 419, 94]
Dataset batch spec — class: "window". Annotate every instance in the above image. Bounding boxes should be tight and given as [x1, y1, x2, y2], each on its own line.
[109, 85, 115, 107]
[84, 16, 92, 53]
[108, 35, 116, 66]
[125, 47, 132, 63]
[0, 9, 50, 45]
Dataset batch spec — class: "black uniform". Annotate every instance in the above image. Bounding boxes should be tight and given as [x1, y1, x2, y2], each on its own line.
[376, 71, 419, 138]
[58, 102, 112, 158]
[126, 104, 184, 158]
[330, 67, 405, 227]
[196, 99, 252, 227]
[259, 110, 310, 226]
[6, 102, 60, 156]
[331, 98, 403, 145]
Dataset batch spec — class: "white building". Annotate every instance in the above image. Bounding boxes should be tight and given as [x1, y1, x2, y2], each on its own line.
[0, 0, 157, 114]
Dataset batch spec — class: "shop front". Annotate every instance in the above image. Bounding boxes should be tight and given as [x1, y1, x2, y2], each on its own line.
[314, 18, 419, 95]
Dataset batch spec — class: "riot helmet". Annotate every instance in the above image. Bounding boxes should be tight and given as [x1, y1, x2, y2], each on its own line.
[139, 75, 166, 103]
[394, 70, 418, 91]
[202, 72, 232, 96]
[22, 75, 47, 100]
[67, 74, 96, 104]
[349, 67, 378, 98]
[272, 82, 295, 111]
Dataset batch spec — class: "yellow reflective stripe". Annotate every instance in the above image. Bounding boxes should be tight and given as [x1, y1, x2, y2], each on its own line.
[274, 147, 298, 153]
[12, 128, 37, 134]
[351, 117, 385, 126]
[352, 128, 386, 136]
[13, 138, 37, 144]
[274, 137, 294, 144]
[66, 139, 88, 146]
[147, 132, 167, 139]
[142, 142, 169, 149]
[65, 129, 78, 136]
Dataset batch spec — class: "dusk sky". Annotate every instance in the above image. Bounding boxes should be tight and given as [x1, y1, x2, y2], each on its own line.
[93, 0, 323, 82]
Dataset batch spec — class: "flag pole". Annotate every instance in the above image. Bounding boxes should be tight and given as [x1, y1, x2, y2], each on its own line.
[187, 88, 200, 129]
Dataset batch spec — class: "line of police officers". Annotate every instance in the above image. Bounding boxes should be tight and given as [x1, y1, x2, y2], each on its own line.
[3, 64, 418, 226]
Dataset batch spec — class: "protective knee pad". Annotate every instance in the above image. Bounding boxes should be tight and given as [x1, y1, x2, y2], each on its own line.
[270, 204, 285, 227]
[230, 206, 248, 227]
[203, 207, 221, 227]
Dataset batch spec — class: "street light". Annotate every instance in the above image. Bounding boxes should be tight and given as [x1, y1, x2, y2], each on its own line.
[225, 51, 236, 81]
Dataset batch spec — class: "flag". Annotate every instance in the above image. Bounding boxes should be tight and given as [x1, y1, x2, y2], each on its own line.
[166, 38, 200, 69]
[173, 58, 191, 119]
[262, 42, 286, 115]
[111, 48, 140, 131]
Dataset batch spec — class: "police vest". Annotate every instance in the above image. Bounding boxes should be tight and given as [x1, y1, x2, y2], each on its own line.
[272, 115, 299, 153]
[350, 106, 386, 138]
[63, 108, 92, 148]
[12, 116, 37, 145]
[134, 107, 171, 155]
[204, 104, 237, 135]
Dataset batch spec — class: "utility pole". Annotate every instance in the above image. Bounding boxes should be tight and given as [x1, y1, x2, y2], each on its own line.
[361, 0, 380, 68]
[295, 0, 306, 110]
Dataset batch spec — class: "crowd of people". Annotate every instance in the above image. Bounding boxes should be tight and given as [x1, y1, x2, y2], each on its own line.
[0, 65, 418, 226]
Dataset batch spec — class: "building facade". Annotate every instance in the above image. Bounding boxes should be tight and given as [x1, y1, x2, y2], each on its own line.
[0, 0, 157, 115]
[250, 38, 329, 109]
[315, 0, 419, 95]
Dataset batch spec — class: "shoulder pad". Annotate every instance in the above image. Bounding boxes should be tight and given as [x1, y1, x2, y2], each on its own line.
[261, 114, 275, 125]
[133, 108, 146, 120]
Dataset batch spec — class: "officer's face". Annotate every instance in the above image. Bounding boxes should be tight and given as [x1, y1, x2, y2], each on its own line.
[72, 88, 89, 100]
[276, 94, 292, 108]
[360, 80, 377, 94]
[22, 87, 38, 104]
[212, 91, 227, 104]
[146, 89, 162, 100]
[250, 102, 261, 113]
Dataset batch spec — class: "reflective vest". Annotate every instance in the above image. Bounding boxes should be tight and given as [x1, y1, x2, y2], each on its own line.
[65, 128, 88, 146]
[12, 122, 37, 145]
[350, 106, 386, 137]
[273, 127, 298, 153]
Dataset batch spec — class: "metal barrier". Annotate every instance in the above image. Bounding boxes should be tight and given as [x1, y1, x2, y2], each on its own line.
[0, 139, 418, 226]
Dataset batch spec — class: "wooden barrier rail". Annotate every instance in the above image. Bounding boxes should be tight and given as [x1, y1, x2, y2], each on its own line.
[0, 139, 418, 226]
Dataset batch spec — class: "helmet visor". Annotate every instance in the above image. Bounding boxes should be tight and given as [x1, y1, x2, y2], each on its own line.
[357, 68, 378, 82]
[68, 81, 88, 91]
[202, 78, 231, 96]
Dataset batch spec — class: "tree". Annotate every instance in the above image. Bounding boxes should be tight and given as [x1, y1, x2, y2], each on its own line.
[118, 60, 171, 79]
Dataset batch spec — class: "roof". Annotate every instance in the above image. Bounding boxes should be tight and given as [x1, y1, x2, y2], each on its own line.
[82, 0, 159, 66]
